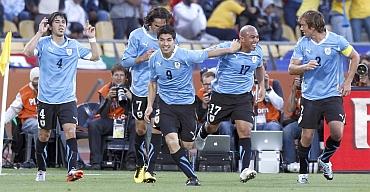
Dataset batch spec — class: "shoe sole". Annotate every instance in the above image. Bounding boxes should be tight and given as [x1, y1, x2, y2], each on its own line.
[318, 159, 333, 180]
[144, 178, 156, 183]
[240, 172, 257, 183]
[66, 172, 84, 182]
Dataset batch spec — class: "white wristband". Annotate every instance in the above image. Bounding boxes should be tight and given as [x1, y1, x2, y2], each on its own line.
[88, 37, 96, 43]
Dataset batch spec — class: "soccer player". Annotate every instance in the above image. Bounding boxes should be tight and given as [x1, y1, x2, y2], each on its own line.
[23, 12, 100, 182]
[144, 25, 240, 186]
[288, 10, 359, 184]
[195, 25, 266, 183]
[121, 7, 171, 183]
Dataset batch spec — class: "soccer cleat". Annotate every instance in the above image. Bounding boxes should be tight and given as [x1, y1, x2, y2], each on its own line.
[318, 158, 333, 180]
[35, 170, 46, 182]
[66, 169, 84, 182]
[185, 177, 201, 186]
[240, 168, 257, 183]
[133, 166, 147, 183]
[143, 172, 157, 183]
[194, 131, 206, 150]
[297, 174, 309, 184]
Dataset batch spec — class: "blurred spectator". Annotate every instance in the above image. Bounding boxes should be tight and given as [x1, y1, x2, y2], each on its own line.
[28, 0, 65, 32]
[173, 0, 206, 40]
[282, 77, 320, 169]
[196, 70, 236, 151]
[2, 0, 31, 25]
[84, 0, 110, 26]
[282, 0, 302, 32]
[68, 22, 84, 39]
[330, 0, 353, 42]
[255, 0, 286, 41]
[352, 54, 370, 86]
[107, 0, 141, 39]
[206, 0, 258, 41]
[173, 0, 218, 42]
[296, 0, 319, 18]
[349, 0, 370, 42]
[64, 0, 87, 32]
[198, 0, 222, 19]
[0, 2, 4, 34]
[254, 72, 284, 131]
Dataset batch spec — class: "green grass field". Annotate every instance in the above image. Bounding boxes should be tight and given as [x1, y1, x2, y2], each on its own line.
[0, 168, 369, 192]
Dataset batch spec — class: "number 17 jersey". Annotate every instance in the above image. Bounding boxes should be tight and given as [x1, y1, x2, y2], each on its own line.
[212, 42, 264, 95]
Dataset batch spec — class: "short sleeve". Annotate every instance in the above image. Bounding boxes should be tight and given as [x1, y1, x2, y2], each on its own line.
[291, 37, 305, 60]
[76, 40, 92, 59]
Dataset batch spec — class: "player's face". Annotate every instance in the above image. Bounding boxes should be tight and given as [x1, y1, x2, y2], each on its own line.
[112, 70, 126, 85]
[159, 34, 175, 57]
[240, 29, 259, 52]
[50, 16, 66, 37]
[149, 18, 167, 35]
[299, 20, 314, 37]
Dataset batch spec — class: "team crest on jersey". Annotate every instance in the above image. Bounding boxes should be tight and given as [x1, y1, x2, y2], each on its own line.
[66, 48, 72, 56]
[174, 61, 181, 69]
[252, 56, 257, 63]
[324, 47, 331, 55]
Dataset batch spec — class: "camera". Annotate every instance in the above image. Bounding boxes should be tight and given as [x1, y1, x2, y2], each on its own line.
[112, 85, 127, 102]
[357, 63, 368, 76]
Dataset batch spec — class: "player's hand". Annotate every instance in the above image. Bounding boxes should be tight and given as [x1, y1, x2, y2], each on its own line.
[38, 17, 49, 34]
[144, 107, 153, 123]
[140, 49, 156, 62]
[84, 20, 96, 39]
[303, 60, 319, 71]
[202, 92, 210, 104]
[340, 81, 351, 96]
[229, 39, 241, 53]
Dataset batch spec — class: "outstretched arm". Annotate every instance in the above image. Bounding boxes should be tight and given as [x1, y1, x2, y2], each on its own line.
[207, 39, 241, 58]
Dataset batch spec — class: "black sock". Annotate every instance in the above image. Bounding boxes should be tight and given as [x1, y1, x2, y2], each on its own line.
[199, 123, 209, 139]
[146, 133, 161, 173]
[171, 148, 197, 179]
[320, 136, 341, 163]
[239, 138, 252, 170]
[66, 138, 78, 172]
[298, 141, 310, 174]
[135, 134, 146, 167]
[36, 139, 48, 171]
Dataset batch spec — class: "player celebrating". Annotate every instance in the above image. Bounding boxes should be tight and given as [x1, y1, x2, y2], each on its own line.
[121, 7, 172, 183]
[145, 25, 241, 186]
[24, 12, 100, 182]
[288, 10, 359, 184]
[195, 25, 266, 183]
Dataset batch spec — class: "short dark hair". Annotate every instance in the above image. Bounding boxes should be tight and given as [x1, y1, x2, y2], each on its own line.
[144, 7, 172, 28]
[111, 64, 127, 75]
[201, 71, 215, 83]
[47, 12, 68, 35]
[299, 10, 326, 33]
[157, 25, 176, 39]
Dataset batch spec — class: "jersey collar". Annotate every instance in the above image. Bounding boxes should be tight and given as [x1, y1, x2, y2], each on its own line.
[142, 27, 158, 41]
[50, 35, 70, 48]
[160, 45, 178, 60]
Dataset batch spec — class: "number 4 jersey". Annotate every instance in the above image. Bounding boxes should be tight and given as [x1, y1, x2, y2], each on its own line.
[35, 36, 92, 104]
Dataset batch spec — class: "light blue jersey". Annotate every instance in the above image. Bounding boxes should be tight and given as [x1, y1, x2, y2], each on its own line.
[35, 36, 91, 104]
[292, 32, 350, 100]
[122, 27, 159, 97]
[149, 46, 208, 105]
[212, 42, 264, 94]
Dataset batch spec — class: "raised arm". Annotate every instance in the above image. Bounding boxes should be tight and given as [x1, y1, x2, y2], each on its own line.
[84, 21, 100, 61]
[24, 17, 48, 57]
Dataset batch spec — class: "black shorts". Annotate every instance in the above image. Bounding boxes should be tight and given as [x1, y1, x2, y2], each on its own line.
[131, 94, 160, 130]
[37, 101, 78, 130]
[159, 98, 197, 142]
[298, 96, 345, 129]
[207, 91, 254, 125]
